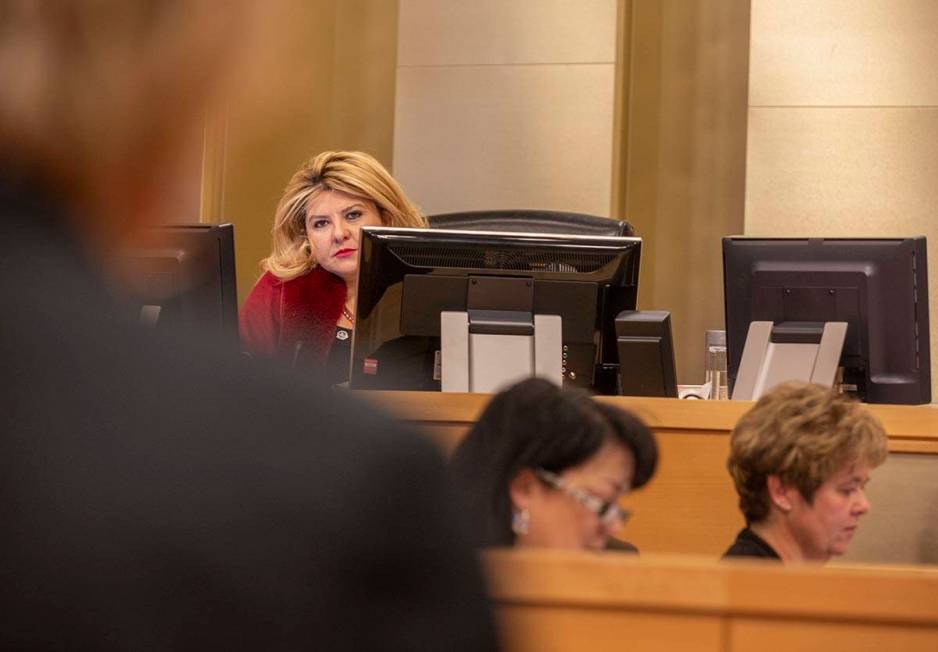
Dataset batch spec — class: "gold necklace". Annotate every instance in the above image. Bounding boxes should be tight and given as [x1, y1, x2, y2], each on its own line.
[341, 305, 355, 325]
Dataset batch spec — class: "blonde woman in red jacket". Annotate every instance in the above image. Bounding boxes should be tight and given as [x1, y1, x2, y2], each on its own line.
[240, 151, 427, 383]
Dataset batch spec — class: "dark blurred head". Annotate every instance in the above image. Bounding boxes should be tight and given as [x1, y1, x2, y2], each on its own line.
[450, 377, 657, 550]
[0, 1, 251, 243]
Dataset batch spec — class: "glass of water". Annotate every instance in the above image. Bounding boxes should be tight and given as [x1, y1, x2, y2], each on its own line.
[705, 330, 728, 400]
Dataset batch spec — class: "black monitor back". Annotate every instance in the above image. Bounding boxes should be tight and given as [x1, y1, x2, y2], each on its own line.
[118, 223, 238, 347]
[723, 236, 930, 404]
[349, 226, 641, 392]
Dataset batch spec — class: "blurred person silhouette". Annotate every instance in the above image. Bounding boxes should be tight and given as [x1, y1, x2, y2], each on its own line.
[450, 378, 658, 551]
[0, 2, 497, 650]
[240, 150, 427, 385]
[723, 381, 888, 562]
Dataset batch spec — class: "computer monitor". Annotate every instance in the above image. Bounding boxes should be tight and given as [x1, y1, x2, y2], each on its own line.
[723, 236, 930, 404]
[349, 226, 641, 393]
[117, 223, 239, 347]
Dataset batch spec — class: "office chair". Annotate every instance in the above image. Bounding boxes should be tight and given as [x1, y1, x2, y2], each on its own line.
[427, 209, 634, 237]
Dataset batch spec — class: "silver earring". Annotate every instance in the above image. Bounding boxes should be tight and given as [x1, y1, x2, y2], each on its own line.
[511, 508, 530, 536]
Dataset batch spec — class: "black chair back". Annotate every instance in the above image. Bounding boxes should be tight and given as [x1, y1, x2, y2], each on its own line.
[427, 209, 634, 237]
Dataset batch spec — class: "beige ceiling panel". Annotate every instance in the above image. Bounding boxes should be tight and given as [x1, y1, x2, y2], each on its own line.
[393, 64, 614, 216]
[750, 0, 938, 106]
[398, 0, 617, 66]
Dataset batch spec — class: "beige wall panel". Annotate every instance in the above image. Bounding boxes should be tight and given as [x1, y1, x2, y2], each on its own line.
[746, 109, 938, 231]
[394, 64, 614, 216]
[745, 107, 938, 399]
[624, 0, 750, 385]
[750, 0, 938, 107]
[222, 1, 337, 303]
[398, 0, 616, 66]
[211, 0, 400, 302]
[839, 452, 938, 565]
[331, 0, 400, 166]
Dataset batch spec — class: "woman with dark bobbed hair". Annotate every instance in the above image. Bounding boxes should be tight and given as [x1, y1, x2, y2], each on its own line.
[450, 378, 658, 550]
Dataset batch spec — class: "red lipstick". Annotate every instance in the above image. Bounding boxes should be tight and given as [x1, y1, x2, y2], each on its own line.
[334, 248, 356, 258]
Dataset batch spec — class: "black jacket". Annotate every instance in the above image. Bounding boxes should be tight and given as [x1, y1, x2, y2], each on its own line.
[0, 182, 498, 651]
[722, 527, 782, 560]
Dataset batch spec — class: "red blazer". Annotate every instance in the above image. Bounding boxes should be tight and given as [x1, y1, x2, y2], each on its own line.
[239, 266, 346, 368]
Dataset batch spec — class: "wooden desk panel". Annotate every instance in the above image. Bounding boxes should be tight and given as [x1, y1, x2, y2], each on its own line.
[362, 392, 938, 454]
[498, 606, 722, 652]
[360, 392, 938, 557]
[620, 431, 742, 555]
[485, 550, 938, 652]
[730, 618, 938, 652]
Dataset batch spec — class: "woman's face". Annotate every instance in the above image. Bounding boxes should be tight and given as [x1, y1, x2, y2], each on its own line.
[305, 189, 383, 284]
[786, 462, 872, 561]
[513, 439, 635, 551]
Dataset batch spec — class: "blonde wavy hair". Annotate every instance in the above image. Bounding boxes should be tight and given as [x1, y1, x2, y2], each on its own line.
[727, 381, 888, 524]
[262, 151, 427, 280]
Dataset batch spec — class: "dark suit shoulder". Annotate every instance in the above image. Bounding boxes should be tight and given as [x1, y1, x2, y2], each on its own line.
[722, 527, 781, 560]
[0, 205, 498, 652]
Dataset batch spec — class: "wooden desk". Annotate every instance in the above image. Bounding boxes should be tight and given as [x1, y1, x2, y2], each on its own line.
[361, 392, 938, 454]
[484, 549, 938, 652]
[360, 392, 938, 560]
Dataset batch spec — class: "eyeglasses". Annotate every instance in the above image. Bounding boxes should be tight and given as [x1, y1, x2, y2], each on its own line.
[535, 468, 631, 527]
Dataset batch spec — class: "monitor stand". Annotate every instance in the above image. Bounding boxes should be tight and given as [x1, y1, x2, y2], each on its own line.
[731, 321, 847, 401]
[440, 311, 562, 392]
